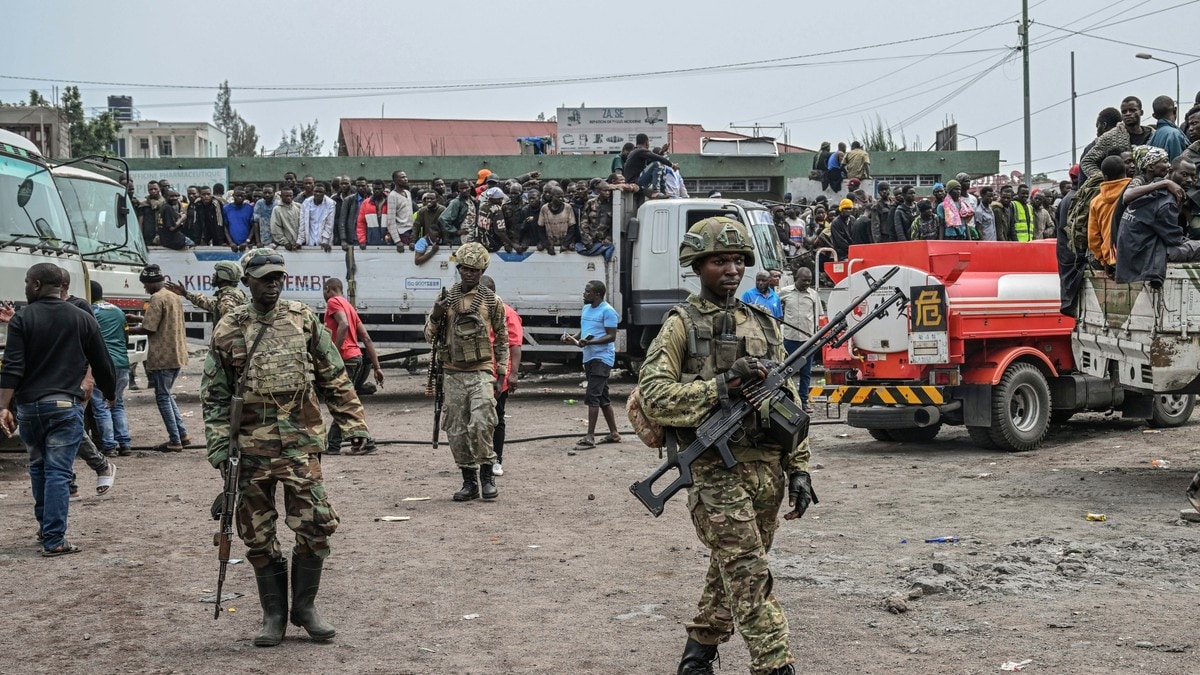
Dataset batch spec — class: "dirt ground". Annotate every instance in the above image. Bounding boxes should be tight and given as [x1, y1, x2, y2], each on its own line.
[3, 354, 1200, 675]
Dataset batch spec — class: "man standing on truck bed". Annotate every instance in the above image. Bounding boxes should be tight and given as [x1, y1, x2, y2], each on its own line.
[425, 243, 508, 502]
[637, 217, 814, 675]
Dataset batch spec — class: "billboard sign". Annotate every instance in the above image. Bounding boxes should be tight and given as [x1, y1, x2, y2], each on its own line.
[128, 167, 229, 193]
[556, 107, 668, 153]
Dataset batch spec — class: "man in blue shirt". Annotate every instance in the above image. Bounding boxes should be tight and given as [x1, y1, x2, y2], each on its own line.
[741, 270, 783, 319]
[563, 280, 621, 448]
[222, 188, 256, 251]
[91, 281, 132, 457]
[1149, 95, 1190, 160]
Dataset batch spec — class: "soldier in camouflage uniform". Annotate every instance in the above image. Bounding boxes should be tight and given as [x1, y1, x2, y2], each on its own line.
[424, 242, 509, 501]
[165, 260, 248, 327]
[202, 248, 369, 647]
[639, 217, 817, 675]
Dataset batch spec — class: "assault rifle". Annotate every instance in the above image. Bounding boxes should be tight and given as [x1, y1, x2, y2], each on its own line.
[212, 323, 269, 619]
[426, 290, 448, 449]
[630, 266, 906, 517]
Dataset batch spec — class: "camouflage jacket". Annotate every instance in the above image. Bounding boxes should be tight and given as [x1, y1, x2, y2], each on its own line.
[202, 299, 367, 466]
[187, 285, 248, 327]
[581, 197, 613, 247]
[638, 294, 809, 472]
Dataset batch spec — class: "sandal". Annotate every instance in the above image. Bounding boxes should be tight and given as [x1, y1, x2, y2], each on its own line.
[597, 434, 622, 444]
[574, 437, 596, 449]
[96, 464, 116, 496]
[42, 541, 82, 557]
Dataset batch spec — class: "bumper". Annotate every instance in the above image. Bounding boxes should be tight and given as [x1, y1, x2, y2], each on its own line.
[809, 385, 946, 406]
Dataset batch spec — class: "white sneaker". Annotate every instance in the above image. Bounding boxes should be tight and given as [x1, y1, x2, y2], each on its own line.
[492, 462, 504, 476]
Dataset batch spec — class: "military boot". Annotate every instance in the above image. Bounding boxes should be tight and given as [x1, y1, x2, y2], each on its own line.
[289, 554, 336, 641]
[453, 467, 480, 501]
[765, 666, 795, 675]
[677, 638, 719, 675]
[479, 463, 499, 500]
[252, 558, 289, 647]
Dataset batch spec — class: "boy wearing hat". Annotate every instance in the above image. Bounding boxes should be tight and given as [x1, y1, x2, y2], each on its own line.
[425, 243, 509, 501]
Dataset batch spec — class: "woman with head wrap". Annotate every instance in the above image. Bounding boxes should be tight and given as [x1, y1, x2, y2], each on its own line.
[936, 179, 979, 240]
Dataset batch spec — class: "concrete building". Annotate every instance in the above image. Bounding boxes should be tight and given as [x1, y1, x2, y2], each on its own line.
[0, 106, 69, 158]
[114, 120, 227, 159]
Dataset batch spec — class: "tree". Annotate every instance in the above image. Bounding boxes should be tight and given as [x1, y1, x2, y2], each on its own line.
[60, 86, 120, 157]
[28, 89, 49, 106]
[212, 80, 259, 157]
[854, 115, 910, 152]
[279, 120, 324, 156]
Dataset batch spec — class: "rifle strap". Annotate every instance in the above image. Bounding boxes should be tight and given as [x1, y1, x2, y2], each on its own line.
[236, 319, 272, 399]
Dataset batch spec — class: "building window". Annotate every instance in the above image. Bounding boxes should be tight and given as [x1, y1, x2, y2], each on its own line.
[159, 138, 173, 157]
[683, 178, 772, 193]
[874, 174, 942, 189]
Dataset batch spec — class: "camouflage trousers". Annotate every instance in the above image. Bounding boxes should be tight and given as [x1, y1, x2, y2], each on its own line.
[443, 369, 498, 468]
[686, 457, 791, 675]
[237, 452, 339, 569]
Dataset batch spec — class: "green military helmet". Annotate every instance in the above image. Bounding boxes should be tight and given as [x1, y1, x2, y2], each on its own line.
[678, 216, 756, 267]
[455, 242, 491, 270]
[240, 247, 287, 278]
[212, 260, 243, 284]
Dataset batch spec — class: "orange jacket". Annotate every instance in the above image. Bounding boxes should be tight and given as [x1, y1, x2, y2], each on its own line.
[1088, 178, 1130, 266]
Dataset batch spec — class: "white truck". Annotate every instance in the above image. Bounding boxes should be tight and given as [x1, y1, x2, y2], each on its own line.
[150, 193, 789, 367]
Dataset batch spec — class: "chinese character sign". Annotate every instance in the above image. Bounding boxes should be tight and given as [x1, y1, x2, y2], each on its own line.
[556, 107, 668, 153]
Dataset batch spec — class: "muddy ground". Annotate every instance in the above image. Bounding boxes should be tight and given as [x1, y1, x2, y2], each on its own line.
[2, 354, 1199, 675]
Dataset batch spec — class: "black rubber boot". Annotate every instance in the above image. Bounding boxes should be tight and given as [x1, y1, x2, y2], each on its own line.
[765, 666, 795, 675]
[289, 554, 336, 641]
[252, 558, 288, 647]
[453, 467, 480, 502]
[678, 637, 719, 675]
[479, 463, 499, 500]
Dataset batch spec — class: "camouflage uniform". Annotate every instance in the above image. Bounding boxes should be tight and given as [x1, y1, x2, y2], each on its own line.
[202, 298, 367, 567]
[639, 220, 808, 675]
[185, 261, 248, 327]
[424, 243, 508, 500]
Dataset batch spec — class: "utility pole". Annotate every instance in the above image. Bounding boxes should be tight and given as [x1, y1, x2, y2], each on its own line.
[1070, 51, 1077, 165]
[1021, 0, 1032, 187]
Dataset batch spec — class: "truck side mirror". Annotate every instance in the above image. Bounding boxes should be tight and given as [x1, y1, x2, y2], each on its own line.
[17, 178, 33, 208]
[116, 193, 129, 228]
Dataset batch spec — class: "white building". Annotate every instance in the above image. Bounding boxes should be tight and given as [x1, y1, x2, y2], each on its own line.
[114, 120, 227, 159]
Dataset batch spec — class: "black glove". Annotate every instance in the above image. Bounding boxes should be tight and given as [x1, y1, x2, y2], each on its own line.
[210, 492, 225, 521]
[784, 471, 818, 521]
[723, 357, 765, 386]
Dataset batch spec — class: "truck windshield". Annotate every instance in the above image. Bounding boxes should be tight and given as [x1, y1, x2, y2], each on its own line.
[745, 208, 782, 271]
[55, 174, 147, 266]
[0, 153, 74, 249]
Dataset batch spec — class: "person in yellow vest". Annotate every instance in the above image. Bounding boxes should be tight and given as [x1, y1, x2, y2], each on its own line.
[1011, 184, 1036, 241]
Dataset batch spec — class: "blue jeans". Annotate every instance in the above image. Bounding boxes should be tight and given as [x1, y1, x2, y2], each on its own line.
[636, 162, 667, 195]
[148, 368, 187, 445]
[91, 367, 131, 451]
[574, 241, 615, 261]
[784, 339, 814, 405]
[18, 400, 84, 550]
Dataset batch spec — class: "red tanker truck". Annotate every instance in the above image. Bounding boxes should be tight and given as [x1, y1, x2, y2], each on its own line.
[810, 240, 1196, 452]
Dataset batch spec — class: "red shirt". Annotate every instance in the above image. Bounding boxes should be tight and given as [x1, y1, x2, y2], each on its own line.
[324, 295, 362, 360]
[491, 303, 523, 393]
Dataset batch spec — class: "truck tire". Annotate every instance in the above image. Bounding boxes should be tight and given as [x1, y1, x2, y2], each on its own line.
[1148, 394, 1196, 428]
[868, 429, 894, 442]
[966, 426, 1000, 449]
[987, 363, 1051, 452]
[889, 424, 942, 443]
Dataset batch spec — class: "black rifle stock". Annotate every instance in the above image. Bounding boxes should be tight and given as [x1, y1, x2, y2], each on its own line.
[629, 266, 906, 517]
[212, 322, 270, 619]
[426, 290, 448, 449]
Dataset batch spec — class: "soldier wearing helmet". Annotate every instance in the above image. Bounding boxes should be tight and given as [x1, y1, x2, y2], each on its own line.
[637, 217, 813, 675]
[425, 242, 510, 502]
[165, 260, 248, 328]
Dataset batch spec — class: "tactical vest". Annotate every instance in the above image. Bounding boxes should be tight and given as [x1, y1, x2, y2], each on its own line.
[445, 284, 498, 368]
[241, 301, 316, 395]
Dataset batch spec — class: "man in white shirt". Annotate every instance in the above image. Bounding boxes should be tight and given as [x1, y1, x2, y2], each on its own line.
[298, 182, 336, 251]
[386, 170, 413, 253]
[664, 163, 690, 199]
[778, 267, 823, 412]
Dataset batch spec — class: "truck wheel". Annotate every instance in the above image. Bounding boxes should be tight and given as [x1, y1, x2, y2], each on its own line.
[889, 424, 942, 443]
[868, 429, 894, 442]
[966, 426, 1000, 449]
[987, 363, 1051, 452]
[1148, 394, 1196, 428]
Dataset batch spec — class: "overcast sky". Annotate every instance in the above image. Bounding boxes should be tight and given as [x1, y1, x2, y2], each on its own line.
[9, 0, 1198, 178]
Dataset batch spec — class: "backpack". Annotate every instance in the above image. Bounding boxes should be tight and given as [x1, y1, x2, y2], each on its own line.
[1065, 173, 1103, 254]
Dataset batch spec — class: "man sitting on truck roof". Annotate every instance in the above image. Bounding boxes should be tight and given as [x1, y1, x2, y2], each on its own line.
[1087, 155, 1131, 268]
[1116, 155, 1200, 287]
